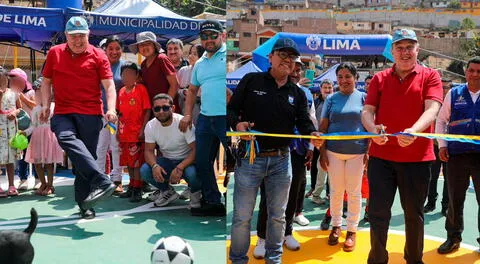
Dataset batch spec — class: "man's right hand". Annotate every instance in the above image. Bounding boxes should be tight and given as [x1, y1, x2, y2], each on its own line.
[439, 147, 449, 162]
[236, 122, 255, 141]
[179, 115, 192, 132]
[371, 124, 388, 145]
[152, 165, 167, 183]
[39, 106, 50, 123]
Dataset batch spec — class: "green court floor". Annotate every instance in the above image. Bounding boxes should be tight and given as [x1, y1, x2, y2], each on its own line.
[0, 170, 226, 264]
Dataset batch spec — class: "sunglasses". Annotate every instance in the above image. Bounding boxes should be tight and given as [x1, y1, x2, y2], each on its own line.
[276, 51, 298, 61]
[200, 32, 219, 41]
[153, 105, 172, 113]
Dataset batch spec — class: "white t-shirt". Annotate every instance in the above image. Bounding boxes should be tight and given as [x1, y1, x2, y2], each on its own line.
[144, 113, 195, 160]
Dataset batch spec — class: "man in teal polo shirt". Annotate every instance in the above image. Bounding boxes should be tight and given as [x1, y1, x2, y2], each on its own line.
[179, 19, 227, 216]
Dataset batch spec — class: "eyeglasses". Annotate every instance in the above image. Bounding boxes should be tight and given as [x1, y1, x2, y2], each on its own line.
[276, 51, 298, 61]
[153, 105, 172, 113]
[394, 45, 416, 53]
[200, 32, 219, 41]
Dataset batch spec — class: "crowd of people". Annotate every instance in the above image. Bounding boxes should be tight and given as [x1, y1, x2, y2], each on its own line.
[0, 16, 230, 219]
[228, 28, 480, 264]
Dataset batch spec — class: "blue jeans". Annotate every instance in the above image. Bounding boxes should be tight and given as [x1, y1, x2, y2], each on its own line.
[18, 135, 37, 180]
[140, 157, 200, 192]
[50, 114, 112, 205]
[195, 114, 227, 204]
[229, 153, 292, 264]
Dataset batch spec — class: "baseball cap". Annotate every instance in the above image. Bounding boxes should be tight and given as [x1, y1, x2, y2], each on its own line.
[271, 38, 300, 56]
[65, 16, 89, 35]
[200, 20, 223, 33]
[392, 29, 417, 44]
[294, 57, 304, 66]
[8, 68, 32, 91]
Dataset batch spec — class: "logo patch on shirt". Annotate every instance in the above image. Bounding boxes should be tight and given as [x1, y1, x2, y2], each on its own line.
[129, 98, 136, 106]
[288, 95, 295, 105]
[454, 95, 467, 106]
[253, 90, 267, 96]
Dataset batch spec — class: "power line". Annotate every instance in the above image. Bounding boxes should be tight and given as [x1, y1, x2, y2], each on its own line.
[190, 0, 226, 13]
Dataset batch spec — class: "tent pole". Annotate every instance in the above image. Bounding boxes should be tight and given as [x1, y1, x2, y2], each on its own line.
[13, 46, 18, 68]
[30, 49, 37, 81]
[137, 53, 142, 65]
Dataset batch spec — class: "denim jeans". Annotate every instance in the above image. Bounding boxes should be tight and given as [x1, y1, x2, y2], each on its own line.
[229, 153, 292, 264]
[195, 114, 228, 204]
[140, 157, 200, 192]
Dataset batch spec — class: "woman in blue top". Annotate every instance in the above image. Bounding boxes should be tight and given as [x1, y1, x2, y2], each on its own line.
[319, 62, 367, 252]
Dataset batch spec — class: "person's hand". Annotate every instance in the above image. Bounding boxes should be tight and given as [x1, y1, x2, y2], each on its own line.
[18, 130, 26, 136]
[371, 124, 388, 145]
[179, 115, 192, 132]
[320, 151, 329, 171]
[39, 106, 50, 123]
[138, 130, 145, 141]
[397, 128, 417, 147]
[298, 77, 312, 87]
[7, 110, 17, 120]
[170, 167, 183, 184]
[152, 165, 167, 183]
[236, 122, 255, 141]
[310, 131, 324, 149]
[105, 110, 117, 123]
[304, 150, 313, 170]
[439, 147, 449, 162]
[363, 153, 369, 165]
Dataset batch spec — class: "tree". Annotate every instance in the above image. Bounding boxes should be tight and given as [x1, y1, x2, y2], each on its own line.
[448, 0, 461, 9]
[461, 17, 476, 30]
[153, 0, 226, 17]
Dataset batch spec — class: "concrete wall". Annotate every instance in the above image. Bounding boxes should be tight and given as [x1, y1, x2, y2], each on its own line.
[418, 37, 465, 57]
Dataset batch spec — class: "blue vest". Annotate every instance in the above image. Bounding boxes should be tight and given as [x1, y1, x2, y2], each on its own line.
[447, 84, 480, 154]
[290, 86, 314, 156]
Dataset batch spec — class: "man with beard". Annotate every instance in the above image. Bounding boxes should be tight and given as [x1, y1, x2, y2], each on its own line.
[179, 19, 228, 216]
[361, 29, 442, 264]
[141, 93, 201, 208]
[40, 16, 117, 219]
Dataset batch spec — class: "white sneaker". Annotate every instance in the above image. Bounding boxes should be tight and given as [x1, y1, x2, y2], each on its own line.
[17, 180, 28, 191]
[33, 179, 41, 190]
[154, 187, 179, 207]
[284, 235, 300, 251]
[188, 191, 202, 209]
[147, 190, 163, 202]
[179, 187, 191, 200]
[294, 214, 310, 226]
[253, 238, 265, 259]
[312, 196, 326, 205]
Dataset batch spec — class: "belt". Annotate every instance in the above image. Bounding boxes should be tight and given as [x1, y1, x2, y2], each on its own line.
[257, 148, 289, 157]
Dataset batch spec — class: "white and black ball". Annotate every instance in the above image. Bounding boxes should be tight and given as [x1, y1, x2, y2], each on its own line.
[151, 236, 194, 264]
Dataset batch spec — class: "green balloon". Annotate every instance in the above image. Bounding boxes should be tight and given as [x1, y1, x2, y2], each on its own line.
[10, 133, 29, 150]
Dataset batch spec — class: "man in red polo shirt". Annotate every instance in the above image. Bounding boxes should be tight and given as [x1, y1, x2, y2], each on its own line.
[361, 29, 443, 264]
[40, 16, 117, 219]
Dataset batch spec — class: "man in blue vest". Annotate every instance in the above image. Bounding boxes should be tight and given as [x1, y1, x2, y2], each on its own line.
[435, 56, 480, 254]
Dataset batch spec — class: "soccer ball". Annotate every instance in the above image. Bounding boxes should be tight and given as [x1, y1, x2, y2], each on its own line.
[151, 236, 195, 264]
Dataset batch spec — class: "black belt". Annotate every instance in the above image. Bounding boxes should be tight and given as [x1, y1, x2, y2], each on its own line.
[257, 147, 289, 157]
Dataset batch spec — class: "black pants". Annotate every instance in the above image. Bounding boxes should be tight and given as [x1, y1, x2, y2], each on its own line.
[310, 148, 320, 189]
[445, 153, 480, 242]
[50, 114, 112, 206]
[367, 157, 431, 264]
[427, 145, 449, 207]
[257, 151, 307, 238]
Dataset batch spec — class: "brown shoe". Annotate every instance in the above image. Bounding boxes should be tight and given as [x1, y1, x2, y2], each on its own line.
[328, 226, 341, 245]
[343, 231, 356, 252]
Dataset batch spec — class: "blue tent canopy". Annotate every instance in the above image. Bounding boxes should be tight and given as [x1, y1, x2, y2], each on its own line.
[227, 61, 262, 89]
[252, 32, 393, 71]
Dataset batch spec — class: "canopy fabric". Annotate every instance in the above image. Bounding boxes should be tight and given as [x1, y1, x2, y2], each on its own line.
[252, 32, 393, 71]
[94, 0, 190, 18]
[227, 61, 262, 89]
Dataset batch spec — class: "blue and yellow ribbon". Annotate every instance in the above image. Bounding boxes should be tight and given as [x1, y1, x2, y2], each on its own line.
[105, 122, 117, 135]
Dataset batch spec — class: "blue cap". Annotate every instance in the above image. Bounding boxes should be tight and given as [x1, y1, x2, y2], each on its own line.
[392, 29, 417, 44]
[65, 16, 89, 35]
[272, 38, 300, 56]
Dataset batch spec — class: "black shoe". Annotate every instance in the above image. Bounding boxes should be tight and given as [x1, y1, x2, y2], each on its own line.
[320, 216, 331, 230]
[363, 211, 369, 222]
[423, 201, 436, 213]
[142, 183, 158, 193]
[118, 187, 133, 198]
[191, 202, 226, 216]
[129, 188, 143, 203]
[437, 239, 460, 254]
[441, 206, 448, 217]
[82, 183, 116, 209]
[80, 208, 96, 219]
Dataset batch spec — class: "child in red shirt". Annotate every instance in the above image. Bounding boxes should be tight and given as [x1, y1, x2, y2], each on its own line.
[117, 62, 151, 202]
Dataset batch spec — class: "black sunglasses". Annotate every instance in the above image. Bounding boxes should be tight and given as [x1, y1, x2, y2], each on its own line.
[153, 105, 172, 113]
[200, 32, 219, 41]
[276, 51, 298, 61]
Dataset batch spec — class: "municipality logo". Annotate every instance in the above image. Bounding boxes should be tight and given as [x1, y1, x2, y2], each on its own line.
[306, 35, 321, 51]
[82, 13, 94, 27]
